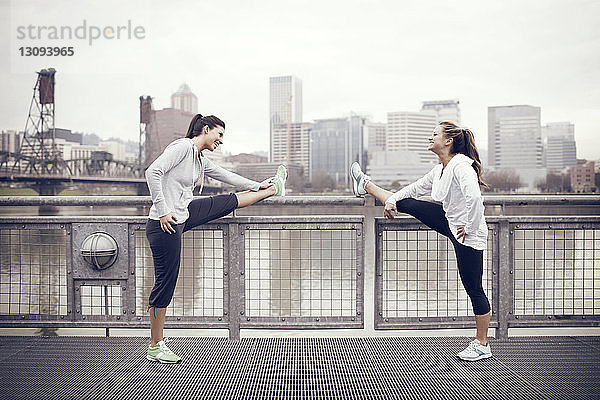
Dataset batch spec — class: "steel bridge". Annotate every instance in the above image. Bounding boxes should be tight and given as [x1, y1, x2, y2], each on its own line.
[0, 152, 222, 195]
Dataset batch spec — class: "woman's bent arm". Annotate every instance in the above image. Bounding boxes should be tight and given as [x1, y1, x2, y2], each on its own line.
[385, 167, 436, 206]
[203, 157, 261, 191]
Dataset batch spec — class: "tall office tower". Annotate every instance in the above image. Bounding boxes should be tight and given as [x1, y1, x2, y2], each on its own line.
[309, 115, 366, 185]
[386, 110, 438, 165]
[365, 121, 387, 155]
[542, 122, 577, 172]
[269, 76, 302, 162]
[171, 83, 198, 115]
[421, 99, 461, 124]
[487, 105, 542, 170]
[271, 122, 312, 178]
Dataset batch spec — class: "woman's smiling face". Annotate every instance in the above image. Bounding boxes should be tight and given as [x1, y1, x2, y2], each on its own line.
[203, 125, 224, 151]
[427, 125, 451, 154]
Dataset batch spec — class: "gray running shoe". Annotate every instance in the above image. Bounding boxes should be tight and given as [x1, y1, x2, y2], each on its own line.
[457, 339, 492, 361]
[350, 162, 370, 197]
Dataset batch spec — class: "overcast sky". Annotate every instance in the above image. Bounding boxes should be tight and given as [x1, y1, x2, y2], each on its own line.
[1, 0, 599, 160]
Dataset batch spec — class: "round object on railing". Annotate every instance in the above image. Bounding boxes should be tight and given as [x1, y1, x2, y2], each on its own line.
[80, 232, 118, 270]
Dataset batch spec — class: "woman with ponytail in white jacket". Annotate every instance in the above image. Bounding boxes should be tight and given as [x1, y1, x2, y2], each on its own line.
[351, 121, 492, 361]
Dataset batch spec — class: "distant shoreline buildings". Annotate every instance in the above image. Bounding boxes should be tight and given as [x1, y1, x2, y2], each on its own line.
[1, 77, 596, 193]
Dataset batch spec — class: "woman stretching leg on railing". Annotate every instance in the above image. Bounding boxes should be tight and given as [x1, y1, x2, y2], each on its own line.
[350, 121, 492, 361]
[144, 114, 287, 363]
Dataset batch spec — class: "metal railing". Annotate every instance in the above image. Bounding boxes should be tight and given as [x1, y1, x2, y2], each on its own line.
[375, 216, 600, 337]
[1, 195, 599, 339]
[0, 214, 364, 339]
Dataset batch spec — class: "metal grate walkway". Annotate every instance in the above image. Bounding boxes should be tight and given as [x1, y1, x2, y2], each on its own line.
[0, 336, 599, 399]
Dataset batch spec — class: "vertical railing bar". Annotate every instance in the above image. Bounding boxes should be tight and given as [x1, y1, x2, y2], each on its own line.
[491, 223, 500, 334]
[126, 224, 137, 323]
[356, 220, 364, 326]
[227, 222, 241, 340]
[374, 220, 383, 328]
[496, 218, 511, 339]
[66, 223, 75, 322]
[104, 285, 109, 317]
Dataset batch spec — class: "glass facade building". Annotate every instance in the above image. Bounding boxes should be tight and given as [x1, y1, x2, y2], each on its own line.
[487, 105, 543, 170]
[542, 122, 577, 172]
[309, 115, 365, 185]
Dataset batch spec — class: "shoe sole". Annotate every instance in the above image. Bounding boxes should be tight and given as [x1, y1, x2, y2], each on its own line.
[457, 353, 492, 361]
[277, 166, 287, 196]
[350, 162, 364, 197]
[147, 354, 181, 364]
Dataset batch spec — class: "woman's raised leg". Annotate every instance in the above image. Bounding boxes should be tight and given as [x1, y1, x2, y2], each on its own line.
[364, 181, 394, 204]
[236, 185, 276, 208]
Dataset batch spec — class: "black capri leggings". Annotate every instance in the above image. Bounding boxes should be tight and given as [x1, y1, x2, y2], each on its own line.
[396, 198, 490, 315]
[145, 193, 238, 309]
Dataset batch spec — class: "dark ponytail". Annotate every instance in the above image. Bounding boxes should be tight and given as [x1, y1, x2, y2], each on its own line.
[439, 121, 488, 188]
[185, 114, 225, 139]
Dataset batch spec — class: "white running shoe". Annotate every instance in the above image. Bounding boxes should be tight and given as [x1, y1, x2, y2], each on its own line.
[273, 165, 287, 196]
[457, 339, 492, 361]
[350, 162, 370, 197]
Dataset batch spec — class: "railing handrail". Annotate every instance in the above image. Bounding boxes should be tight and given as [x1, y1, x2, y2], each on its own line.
[2, 215, 599, 224]
[0, 215, 365, 224]
[0, 194, 599, 207]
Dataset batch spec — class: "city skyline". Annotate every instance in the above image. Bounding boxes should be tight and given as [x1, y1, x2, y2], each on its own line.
[1, 0, 598, 160]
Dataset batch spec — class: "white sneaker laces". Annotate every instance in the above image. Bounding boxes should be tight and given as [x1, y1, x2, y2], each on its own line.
[463, 340, 479, 353]
[160, 345, 174, 355]
[159, 338, 175, 354]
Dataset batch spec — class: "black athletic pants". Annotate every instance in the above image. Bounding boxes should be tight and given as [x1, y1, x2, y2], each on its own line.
[146, 193, 238, 309]
[396, 198, 491, 315]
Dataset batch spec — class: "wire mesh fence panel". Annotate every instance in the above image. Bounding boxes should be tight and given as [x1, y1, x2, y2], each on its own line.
[245, 229, 357, 318]
[513, 228, 600, 315]
[0, 228, 67, 316]
[135, 229, 224, 317]
[381, 228, 493, 318]
[80, 284, 122, 316]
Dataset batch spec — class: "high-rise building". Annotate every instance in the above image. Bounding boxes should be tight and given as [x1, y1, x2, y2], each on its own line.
[365, 121, 387, 157]
[271, 122, 312, 178]
[542, 122, 577, 172]
[269, 76, 302, 162]
[421, 99, 461, 124]
[310, 115, 366, 185]
[386, 110, 438, 165]
[487, 105, 542, 170]
[171, 83, 198, 115]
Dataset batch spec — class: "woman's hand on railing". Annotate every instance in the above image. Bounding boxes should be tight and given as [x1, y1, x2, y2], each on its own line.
[160, 213, 178, 234]
[384, 202, 397, 219]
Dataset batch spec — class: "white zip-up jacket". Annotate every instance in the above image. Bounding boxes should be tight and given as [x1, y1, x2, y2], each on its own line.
[146, 138, 260, 223]
[385, 154, 487, 250]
